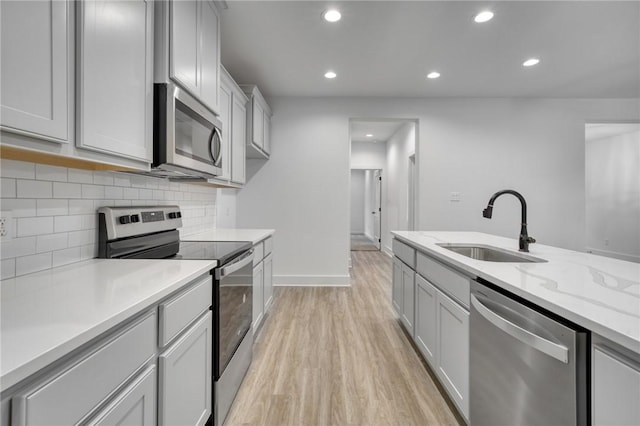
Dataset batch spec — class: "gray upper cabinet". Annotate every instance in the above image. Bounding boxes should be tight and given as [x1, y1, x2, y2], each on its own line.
[77, 0, 154, 163]
[0, 0, 71, 143]
[218, 73, 233, 181]
[160, 0, 220, 115]
[240, 85, 271, 159]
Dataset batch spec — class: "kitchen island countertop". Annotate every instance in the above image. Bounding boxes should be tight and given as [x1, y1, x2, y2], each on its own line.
[392, 231, 640, 354]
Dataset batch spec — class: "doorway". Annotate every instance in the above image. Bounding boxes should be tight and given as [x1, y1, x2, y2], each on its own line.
[350, 169, 382, 251]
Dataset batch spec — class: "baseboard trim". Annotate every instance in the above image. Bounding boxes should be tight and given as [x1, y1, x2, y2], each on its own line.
[274, 275, 351, 287]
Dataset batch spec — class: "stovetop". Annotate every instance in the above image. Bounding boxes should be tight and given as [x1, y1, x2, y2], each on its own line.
[173, 240, 252, 265]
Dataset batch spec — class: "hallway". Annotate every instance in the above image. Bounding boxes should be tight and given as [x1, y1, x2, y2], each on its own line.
[225, 251, 461, 425]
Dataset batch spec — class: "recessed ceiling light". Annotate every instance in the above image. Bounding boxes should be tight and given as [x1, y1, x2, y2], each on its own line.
[427, 71, 441, 79]
[324, 71, 337, 79]
[474, 11, 494, 23]
[323, 9, 341, 22]
[523, 58, 540, 67]
[366, 134, 373, 137]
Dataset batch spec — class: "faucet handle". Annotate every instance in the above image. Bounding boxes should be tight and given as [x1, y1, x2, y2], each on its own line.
[527, 236, 536, 244]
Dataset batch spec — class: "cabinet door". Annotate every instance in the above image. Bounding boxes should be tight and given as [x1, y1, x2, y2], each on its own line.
[252, 261, 264, 332]
[262, 111, 271, 155]
[593, 345, 640, 425]
[87, 365, 156, 426]
[170, 0, 198, 95]
[415, 275, 437, 367]
[218, 79, 232, 180]
[199, 0, 220, 114]
[77, 0, 153, 162]
[437, 291, 469, 420]
[263, 253, 273, 313]
[392, 257, 403, 315]
[0, 0, 70, 142]
[231, 94, 247, 184]
[401, 263, 415, 336]
[159, 311, 212, 426]
[251, 98, 264, 149]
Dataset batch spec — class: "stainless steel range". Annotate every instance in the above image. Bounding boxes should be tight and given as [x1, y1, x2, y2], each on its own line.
[97, 205, 253, 426]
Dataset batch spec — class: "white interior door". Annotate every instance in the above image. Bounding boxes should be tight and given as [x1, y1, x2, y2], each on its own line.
[373, 170, 381, 249]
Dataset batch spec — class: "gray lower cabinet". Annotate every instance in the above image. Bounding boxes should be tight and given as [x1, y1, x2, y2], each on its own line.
[392, 256, 415, 337]
[415, 275, 437, 366]
[252, 236, 274, 334]
[159, 311, 212, 426]
[4, 273, 212, 426]
[252, 260, 264, 332]
[87, 365, 156, 426]
[593, 337, 640, 425]
[264, 253, 274, 312]
[392, 257, 403, 313]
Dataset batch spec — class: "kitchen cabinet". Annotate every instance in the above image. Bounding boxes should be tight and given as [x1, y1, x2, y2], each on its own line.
[415, 275, 437, 367]
[208, 66, 248, 187]
[592, 337, 640, 426]
[159, 311, 212, 426]
[391, 256, 415, 337]
[252, 236, 274, 334]
[0, 0, 72, 143]
[77, 0, 153, 163]
[86, 366, 156, 426]
[158, 0, 220, 115]
[240, 85, 271, 159]
[392, 238, 469, 421]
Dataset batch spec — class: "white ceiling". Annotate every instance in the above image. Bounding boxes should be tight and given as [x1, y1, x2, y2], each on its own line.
[220, 1, 640, 98]
[350, 120, 408, 143]
[585, 123, 640, 142]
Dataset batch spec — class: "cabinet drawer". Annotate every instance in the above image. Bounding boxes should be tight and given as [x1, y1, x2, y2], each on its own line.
[159, 274, 212, 347]
[417, 252, 470, 309]
[12, 312, 156, 426]
[263, 236, 273, 257]
[253, 241, 264, 264]
[392, 239, 416, 269]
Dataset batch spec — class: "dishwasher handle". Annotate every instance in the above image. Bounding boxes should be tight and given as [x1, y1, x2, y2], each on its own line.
[471, 293, 569, 363]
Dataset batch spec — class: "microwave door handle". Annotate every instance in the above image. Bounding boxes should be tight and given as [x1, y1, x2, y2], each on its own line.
[210, 127, 222, 168]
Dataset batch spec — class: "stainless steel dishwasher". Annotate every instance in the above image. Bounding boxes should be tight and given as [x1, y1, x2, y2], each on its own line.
[470, 280, 588, 426]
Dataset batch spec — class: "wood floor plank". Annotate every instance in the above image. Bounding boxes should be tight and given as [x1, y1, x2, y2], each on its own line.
[225, 251, 462, 426]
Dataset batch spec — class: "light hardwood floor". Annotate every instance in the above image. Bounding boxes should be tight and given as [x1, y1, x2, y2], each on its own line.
[225, 251, 462, 426]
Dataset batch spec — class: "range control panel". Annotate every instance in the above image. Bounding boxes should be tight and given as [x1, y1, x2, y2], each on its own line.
[98, 206, 183, 241]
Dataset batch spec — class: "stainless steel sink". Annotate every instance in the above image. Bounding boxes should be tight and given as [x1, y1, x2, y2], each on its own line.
[436, 243, 547, 263]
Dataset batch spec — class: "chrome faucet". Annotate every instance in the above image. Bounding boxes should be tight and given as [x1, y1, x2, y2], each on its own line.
[482, 189, 536, 252]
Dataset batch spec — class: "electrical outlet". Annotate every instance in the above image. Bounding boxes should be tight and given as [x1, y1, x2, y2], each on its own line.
[0, 211, 13, 241]
[449, 192, 461, 202]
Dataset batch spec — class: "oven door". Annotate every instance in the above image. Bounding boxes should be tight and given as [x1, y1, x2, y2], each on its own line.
[155, 83, 222, 177]
[214, 249, 254, 379]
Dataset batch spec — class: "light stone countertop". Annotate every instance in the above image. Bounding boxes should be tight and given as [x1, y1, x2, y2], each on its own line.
[391, 231, 640, 354]
[0, 258, 216, 392]
[182, 228, 274, 245]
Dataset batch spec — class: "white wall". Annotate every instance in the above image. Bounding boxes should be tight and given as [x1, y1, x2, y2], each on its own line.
[236, 97, 639, 286]
[586, 130, 640, 262]
[0, 159, 217, 279]
[350, 170, 365, 234]
[351, 141, 387, 169]
[384, 122, 416, 254]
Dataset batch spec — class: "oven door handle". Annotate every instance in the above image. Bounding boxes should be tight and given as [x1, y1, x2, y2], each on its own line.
[216, 249, 254, 279]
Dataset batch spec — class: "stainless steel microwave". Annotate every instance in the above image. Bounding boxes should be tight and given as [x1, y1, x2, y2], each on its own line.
[152, 83, 222, 179]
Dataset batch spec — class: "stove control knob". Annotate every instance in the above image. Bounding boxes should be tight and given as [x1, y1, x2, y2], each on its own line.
[119, 215, 131, 224]
[130, 214, 140, 223]
[177, 211, 182, 218]
[168, 212, 179, 219]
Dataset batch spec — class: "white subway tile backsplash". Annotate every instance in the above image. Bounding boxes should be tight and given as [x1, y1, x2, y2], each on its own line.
[1, 258, 16, 280]
[54, 216, 83, 233]
[53, 182, 82, 199]
[69, 200, 95, 215]
[52, 247, 81, 268]
[37, 233, 68, 253]
[1, 199, 37, 218]
[1, 159, 35, 179]
[82, 184, 105, 199]
[1, 178, 16, 198]
[67, 169, 93, 184]
[2, 160, 217, 278]
[17, 180, 52, 198]
[16, 253, 51, 276]
[17, 217, 53, 237]
[37, 199, 69, 216]
[35, 164, 68, 182]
